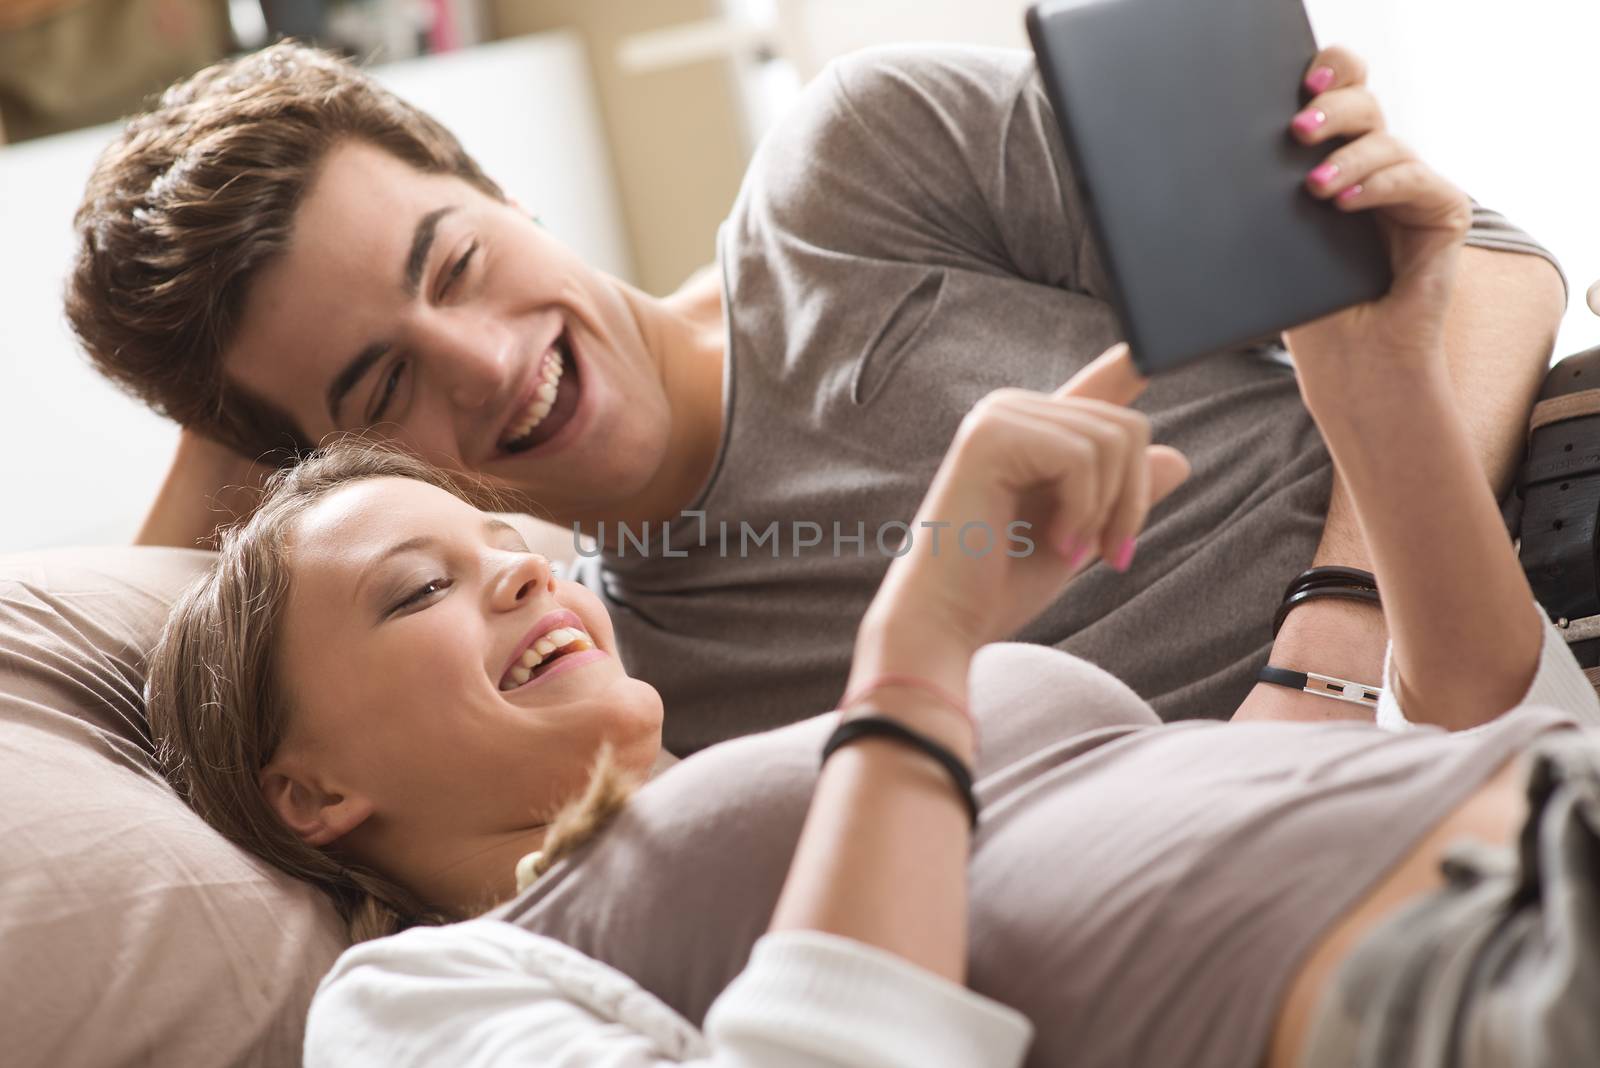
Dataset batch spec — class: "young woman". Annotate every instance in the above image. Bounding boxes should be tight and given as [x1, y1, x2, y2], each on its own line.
[147, 57, 1597, 1068]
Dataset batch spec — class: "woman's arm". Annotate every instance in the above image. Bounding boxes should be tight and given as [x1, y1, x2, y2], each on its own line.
[1300, 350, 1539, 726]
[1236, 242, 1564, 724]
[767, 346, 1188, 981]
[1280, 52, 1543, 729]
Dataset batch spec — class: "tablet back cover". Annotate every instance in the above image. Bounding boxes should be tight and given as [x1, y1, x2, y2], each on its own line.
[1027, 0, 1391, 375]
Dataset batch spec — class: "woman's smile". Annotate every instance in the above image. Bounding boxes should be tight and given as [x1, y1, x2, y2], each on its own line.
[502, 647, 609, 694]
[497, 608, 607, 691]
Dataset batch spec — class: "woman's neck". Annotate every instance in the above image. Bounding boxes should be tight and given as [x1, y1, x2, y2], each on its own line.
[396, 747, 680, 917]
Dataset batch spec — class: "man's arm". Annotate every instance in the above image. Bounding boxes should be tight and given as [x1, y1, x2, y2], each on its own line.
[135, 429, 280, 549]
[1234, 244, 1566, 722]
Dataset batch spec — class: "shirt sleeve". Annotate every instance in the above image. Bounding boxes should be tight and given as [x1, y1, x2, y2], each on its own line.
[1466, 202, 1569, 304]
[303, 920, 1033, 1068]
[752, 46, 1564, 307]
[739, 45, 1114, 301]
[1377, 611, 1600, 731]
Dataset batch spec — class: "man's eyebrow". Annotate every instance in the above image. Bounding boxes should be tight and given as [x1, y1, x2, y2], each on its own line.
[326, 340, 391, 426]
[324, 206, 456, 426]
[359, 518, 529, 604]
[405, 206, 455, 298]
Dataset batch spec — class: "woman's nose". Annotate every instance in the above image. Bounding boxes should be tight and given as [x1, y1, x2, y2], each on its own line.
[493, 550, 557, 610]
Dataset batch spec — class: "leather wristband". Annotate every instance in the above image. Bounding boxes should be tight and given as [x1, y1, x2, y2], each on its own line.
[822, 714, 979, 829]
[1282, 565, 1376, 597]
[1271, 585, 1382, 637]
[1258, 666, 1381, 706]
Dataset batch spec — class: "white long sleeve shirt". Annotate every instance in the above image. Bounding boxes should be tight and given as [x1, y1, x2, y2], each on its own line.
[305, 923, 1033, 1067]
[1377, 612, 1600, 731]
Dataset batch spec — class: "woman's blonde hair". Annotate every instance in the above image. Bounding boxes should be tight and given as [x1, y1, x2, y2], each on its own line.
[145, 439, 638, 942]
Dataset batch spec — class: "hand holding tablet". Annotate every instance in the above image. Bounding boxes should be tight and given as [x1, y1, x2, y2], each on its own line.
[1027, 0, 1394, 375]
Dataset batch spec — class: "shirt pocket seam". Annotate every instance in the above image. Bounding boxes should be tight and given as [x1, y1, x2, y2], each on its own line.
[850, 268, 948, 407]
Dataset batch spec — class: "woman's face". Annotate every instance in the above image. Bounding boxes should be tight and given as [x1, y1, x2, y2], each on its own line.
[266, 475, 663, 864]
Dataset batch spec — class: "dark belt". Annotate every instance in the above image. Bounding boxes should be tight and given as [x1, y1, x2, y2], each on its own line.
[1517, 344, 1600, 667]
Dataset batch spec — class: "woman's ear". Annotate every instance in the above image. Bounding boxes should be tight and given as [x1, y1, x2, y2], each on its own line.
[259, 758, 374, 847]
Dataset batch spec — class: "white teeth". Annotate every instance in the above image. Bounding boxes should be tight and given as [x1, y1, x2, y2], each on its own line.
[501, 344, 568, 447]
[502, 625, 595, 689]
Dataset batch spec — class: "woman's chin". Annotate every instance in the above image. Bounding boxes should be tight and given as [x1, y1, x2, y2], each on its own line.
[611, 684, 667, 770]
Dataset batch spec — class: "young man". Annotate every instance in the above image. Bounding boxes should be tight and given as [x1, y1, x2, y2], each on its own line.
[69, 42, 1566, 754]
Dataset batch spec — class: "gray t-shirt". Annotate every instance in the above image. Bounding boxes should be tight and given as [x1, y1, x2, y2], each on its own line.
[498, 642, 1577, 1068]
[573, 46, 1562, 757]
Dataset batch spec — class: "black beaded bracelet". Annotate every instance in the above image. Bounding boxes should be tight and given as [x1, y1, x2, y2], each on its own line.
[822, 715, 980, 830]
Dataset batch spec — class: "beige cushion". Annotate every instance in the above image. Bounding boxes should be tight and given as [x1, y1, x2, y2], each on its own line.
[0, 546, 347, 1067]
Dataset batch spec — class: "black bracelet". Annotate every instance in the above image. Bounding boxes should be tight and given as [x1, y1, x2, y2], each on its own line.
[822, 715, 980, 830]
[1271, 585, 1382, 637]
[1281, 566, 1377, 602]
[1272, 566, 1380, 637]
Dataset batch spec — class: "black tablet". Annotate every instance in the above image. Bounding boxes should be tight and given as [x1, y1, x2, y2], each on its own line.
[1026, 0, 1392, 376]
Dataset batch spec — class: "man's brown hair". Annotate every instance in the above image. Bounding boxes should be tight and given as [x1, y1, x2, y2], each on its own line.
[66, 41, 504, 463]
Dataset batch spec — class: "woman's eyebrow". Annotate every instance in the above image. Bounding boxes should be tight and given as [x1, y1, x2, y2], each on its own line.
[356, 534, 437, 601]
[484, 517, 523, 542]
[356, 517, 526, 598]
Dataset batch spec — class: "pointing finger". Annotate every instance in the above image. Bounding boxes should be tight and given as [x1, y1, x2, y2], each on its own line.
[1054, 343, 1149, 407]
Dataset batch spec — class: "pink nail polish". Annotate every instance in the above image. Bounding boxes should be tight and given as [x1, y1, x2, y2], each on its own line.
[1308, 162, 1340, 187]
[1292, 109, 1326, 137]
[1057, 535, 1079, 562]
[1067, 544, 1093, 571]
[1304, 66, 1336, 94]
[1337, 183, 1363, 203]
[1111, 538, 1137, 572]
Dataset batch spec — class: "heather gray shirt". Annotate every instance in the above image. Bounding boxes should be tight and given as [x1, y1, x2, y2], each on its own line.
[572, 46, 1563, 757]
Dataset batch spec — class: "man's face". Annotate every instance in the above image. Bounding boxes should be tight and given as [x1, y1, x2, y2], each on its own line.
[225, 140, 673, 521]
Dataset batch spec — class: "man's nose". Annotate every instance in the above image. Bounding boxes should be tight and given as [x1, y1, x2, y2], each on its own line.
[421, 314, 515, 410]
